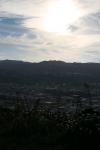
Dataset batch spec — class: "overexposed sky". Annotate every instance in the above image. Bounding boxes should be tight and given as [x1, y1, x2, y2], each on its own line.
[0, 0, 100, 62]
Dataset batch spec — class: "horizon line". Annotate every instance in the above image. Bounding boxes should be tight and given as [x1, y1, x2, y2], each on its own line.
[0, 59, 100, 64]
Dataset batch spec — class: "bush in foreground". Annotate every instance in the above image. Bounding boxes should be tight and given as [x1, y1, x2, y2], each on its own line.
[0, 106, 100, 150]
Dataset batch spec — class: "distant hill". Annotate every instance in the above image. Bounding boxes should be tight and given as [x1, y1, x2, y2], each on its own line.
[0, 60, 100, 86]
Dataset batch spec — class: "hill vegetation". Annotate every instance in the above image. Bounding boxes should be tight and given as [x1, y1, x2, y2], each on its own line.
[0, 105, 100, 150]
[0, 60, 100, 86]
[0, 60, 100, 149]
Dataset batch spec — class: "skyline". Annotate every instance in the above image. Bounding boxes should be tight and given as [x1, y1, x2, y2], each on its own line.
[0, 0, 100, 62]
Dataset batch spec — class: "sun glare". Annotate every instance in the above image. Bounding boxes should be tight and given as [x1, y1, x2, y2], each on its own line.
[43, 0, 81, 34]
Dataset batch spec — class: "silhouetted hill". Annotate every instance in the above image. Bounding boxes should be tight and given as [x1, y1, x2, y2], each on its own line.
[0, 60, 100, 86]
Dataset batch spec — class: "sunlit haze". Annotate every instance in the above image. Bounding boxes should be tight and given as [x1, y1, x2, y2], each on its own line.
[43, 0, 81, 34]
[0, 0, 100, 62]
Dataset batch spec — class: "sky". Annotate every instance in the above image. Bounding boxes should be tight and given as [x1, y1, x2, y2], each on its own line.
[0, 0, 100, 62]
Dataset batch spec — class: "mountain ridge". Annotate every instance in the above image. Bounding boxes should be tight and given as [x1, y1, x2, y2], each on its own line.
[0, 60, 100, 85]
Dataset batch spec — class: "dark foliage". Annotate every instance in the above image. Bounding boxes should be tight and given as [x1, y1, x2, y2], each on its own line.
[0, 105, 100, 150]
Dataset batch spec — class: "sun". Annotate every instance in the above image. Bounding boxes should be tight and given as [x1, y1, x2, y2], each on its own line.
[43, 0, 81, 34]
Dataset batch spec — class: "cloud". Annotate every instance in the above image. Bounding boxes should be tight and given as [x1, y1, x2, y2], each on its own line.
[76, 0, 100, 14]
[0, 0, 100, 62]
[0, 14, 38, 38]
[69, 11, 100, 35]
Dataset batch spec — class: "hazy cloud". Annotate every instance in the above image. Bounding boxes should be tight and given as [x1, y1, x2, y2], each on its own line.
[0, 0, 100, 62]
[69, 11, 100, 34]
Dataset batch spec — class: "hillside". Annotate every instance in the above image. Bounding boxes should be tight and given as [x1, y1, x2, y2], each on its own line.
[0, 60, 100, 86]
